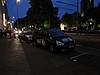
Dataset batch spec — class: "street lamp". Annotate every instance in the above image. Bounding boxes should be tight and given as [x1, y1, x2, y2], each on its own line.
[76, 0, 79, 34]
[12, 16, 15, 19]
[16, 0, 20, 29]
[12, 16, 15, 26]
[17, 0, 20, 2]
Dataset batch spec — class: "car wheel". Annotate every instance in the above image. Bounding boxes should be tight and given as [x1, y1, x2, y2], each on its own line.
[42, 40, 46, 47]
[49, 45, 55, 53]
[32, 41, 37, 47]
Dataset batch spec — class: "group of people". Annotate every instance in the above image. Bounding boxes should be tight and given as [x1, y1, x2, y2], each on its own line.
[0, 29, 12, 39]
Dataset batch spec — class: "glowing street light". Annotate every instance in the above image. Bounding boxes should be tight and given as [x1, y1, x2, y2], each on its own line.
[16, 0, 20, 29]
[7, 21, 10, 24]
[16, 0, 20, 3]
[12, 16, 15, 19]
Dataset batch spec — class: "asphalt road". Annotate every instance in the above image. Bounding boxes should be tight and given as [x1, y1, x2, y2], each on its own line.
[0, 38, 100, 75]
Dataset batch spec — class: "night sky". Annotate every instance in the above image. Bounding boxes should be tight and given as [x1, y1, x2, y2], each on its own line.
[6, 0, 99, 22]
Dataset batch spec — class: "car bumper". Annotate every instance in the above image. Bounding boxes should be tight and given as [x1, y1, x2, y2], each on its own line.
[55, 43, 76, 51]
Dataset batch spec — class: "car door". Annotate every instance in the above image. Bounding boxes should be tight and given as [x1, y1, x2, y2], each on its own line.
[40, 31, 48, 46]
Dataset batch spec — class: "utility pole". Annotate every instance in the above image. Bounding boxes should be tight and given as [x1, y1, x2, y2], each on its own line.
[77, 0, 79, 34]
[16, 0, 20, 29]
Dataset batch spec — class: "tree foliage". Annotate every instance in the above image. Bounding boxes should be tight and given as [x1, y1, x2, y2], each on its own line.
[27, 0, 60, 28]
[61, 12, 78, 27]
[83, 3, 100, 26]
[13, 16, 28, 29]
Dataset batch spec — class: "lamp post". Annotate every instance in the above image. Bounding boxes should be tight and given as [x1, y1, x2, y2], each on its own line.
[16, 0, 20, 29]
[76, 0, 79, 34]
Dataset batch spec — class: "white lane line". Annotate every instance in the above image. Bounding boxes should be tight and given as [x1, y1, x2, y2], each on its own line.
[70, 53, 86, 60]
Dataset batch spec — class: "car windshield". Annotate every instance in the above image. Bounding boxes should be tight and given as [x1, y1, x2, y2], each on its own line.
[48, 28, 66, 37]
[25, 31, 33, 35]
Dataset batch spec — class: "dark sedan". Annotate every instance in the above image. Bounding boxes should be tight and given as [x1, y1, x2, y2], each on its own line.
[18, 31, 33, 43]
[32, 28, 76, 52]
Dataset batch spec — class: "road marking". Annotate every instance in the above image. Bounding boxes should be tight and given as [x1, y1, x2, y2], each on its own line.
[85, 46, 100, 51]
[72, 60, 77, 62]
[70, 53, 86, 60]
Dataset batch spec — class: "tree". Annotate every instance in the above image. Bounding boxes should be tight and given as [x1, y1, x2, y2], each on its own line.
[61, 13, 77, 27]
[83, 3, 100, 30]
[13, 16, 29, 29]
[27, 0, 60, 28]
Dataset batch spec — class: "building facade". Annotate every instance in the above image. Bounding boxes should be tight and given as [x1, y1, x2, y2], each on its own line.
[0, 0, 9, 31]
[81, 0, 94, 17]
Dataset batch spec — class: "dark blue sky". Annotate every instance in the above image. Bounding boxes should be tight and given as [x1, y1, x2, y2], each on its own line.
[6, 0, 30, 22]
[6, 0, 99, 22]
[52, 0, 99, 19]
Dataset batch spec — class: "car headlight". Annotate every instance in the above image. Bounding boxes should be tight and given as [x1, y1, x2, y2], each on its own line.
[26, 35, 30, 37]
[15, 31, 18, 33]
[15, 34, 18, 37]
[67, 37, 73, 41]
[56, 41, 64, 46]
[26, 35, 32, 38]
[19, 30, 22, 34]
[68, 37, 75, 43]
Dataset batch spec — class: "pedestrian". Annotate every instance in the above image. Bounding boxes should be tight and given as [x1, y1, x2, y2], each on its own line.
[8, 30, 12, 39]
[3, 29, 7, 38]
[8, 26, 12, 39]
[0, 29, 3, 39]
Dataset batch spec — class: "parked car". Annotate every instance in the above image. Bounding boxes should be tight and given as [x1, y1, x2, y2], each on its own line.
[13, 29, 22, 38]
[32, 28, 76, 52]
[18, 31, 33, 43]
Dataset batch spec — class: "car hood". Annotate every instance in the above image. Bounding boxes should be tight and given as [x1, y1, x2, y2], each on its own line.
[56, 36, 74, 43]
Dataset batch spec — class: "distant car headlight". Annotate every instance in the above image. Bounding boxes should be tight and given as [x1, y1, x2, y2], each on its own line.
[56, 40, 64, 46]
[15, 31, 18, 33]
[15, 34, 18, 37]
[26, 35, 30, 37]
[19, 30, 22, 34]
[26, 35, 32, 38]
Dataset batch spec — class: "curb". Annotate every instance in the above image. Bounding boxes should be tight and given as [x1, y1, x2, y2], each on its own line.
[66, 33, 100, 42]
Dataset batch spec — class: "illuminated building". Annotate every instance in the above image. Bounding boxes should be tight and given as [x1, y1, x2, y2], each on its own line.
[0, 0, 9, 31]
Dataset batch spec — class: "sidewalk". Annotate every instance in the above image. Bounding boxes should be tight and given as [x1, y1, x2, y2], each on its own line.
[0, 39, 31, 75]
[66, 33, 100, 42]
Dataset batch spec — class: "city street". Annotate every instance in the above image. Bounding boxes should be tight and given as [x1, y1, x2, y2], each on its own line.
[0, 38, 100, 75]
[0, 0, 100, 75]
